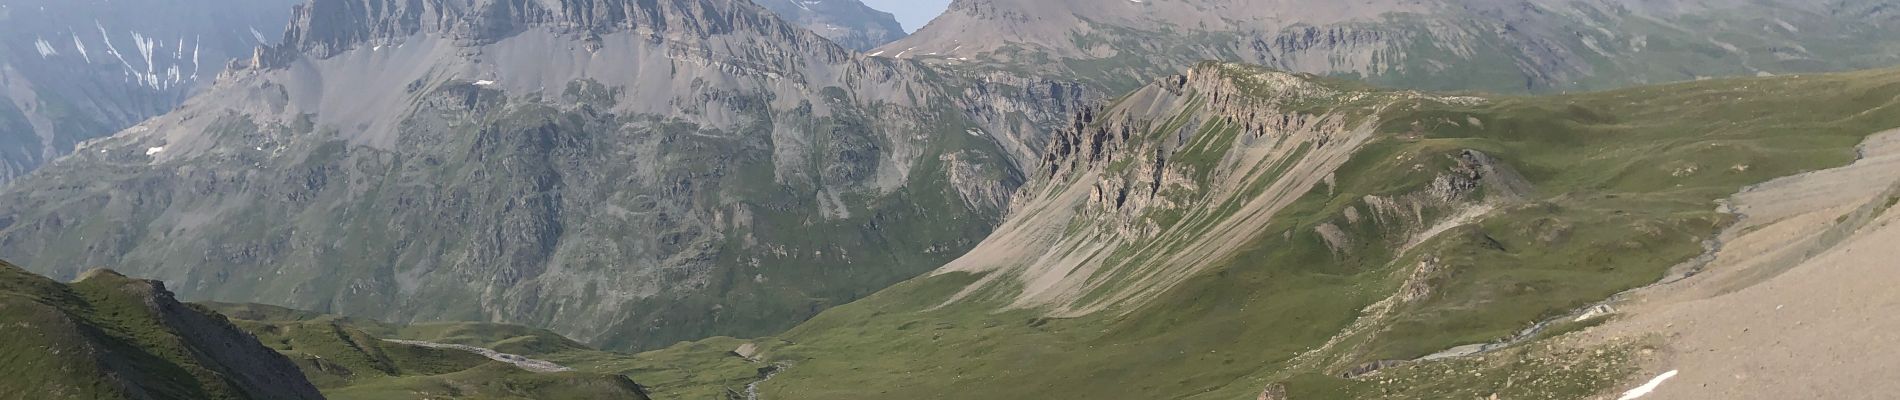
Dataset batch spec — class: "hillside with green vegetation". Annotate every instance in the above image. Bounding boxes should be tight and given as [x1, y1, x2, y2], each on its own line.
[0, 261, 323, 399]
[208, 302, 660, 399]
[200, 302, 760, 400]
[0, 263, 667, 400]
[625, 64, 1900, 399]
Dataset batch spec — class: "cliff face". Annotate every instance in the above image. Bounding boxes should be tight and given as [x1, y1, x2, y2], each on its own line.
[934, 64, 1524, 315]
[0, 261, 324, 399]
[0, 0, 298, 185]
[885, 0, 1900, 93]
[0, 0, 1077, 351]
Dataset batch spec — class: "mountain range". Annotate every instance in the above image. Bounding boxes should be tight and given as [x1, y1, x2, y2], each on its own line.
[0, 0, 1089, 351]
[887, 0, 1900, 92]
[3, 0, 1900, 399]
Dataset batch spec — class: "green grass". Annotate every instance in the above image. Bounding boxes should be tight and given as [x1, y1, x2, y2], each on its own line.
[0, 263, 321, 399]
[1282, 338, 1653, 400]
[322, 363, 650, 400]
[202, 302, 659, 400]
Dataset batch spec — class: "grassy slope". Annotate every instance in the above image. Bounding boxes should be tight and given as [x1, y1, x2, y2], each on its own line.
[0, 262, 317, 399]
[321, 362, 650, 400]
[199, 302, 664, 400]
[631, 66, 1900, 399]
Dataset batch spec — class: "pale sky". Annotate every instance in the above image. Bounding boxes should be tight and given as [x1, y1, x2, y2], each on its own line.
[860, 0, 952, 33]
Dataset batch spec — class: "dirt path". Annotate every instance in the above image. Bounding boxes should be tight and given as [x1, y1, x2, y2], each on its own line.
[744, 363, 790, 400]
[382, 339, 574, 373]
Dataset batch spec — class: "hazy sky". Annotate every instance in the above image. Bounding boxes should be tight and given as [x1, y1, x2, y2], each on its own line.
[860, 0, 952, 32]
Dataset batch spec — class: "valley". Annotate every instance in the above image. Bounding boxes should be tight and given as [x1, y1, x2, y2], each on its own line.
[2, 0, 1899, 399]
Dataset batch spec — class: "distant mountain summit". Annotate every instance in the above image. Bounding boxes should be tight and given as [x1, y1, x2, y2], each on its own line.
[754, 0, 908, 51]
[885, 0, 1900, 92]
[0, 0, 1081, 351]
[0, 0, 297, 184]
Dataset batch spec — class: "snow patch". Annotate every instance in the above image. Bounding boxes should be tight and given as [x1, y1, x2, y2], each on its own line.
[473, 80, 497, 86]
[34, 37, 58, 58]
[190, 36, 201, 80]
[145, 147, 165, 156]
[72, 34, 91, 63]
[1617, 370, 1679, 400]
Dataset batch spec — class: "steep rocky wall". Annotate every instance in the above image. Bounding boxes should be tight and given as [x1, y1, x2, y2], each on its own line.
[929, 63, 1524, 316]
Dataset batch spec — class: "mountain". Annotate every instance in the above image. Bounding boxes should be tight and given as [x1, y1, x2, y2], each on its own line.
[0, 260, 323, 399]
[753, 0, 908, 51]
[667, 64, 1900, 399]
[882, 0, 1900, 93]
[0, 0, 1087, 352]
[0, 0, 298, 185]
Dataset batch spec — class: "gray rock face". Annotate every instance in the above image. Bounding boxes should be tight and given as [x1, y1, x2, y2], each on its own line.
[752, 0, 907, 51]
[0, 0, 298, 185]
[0, 0, 1079, 351]
[885, 0, 1900, 93]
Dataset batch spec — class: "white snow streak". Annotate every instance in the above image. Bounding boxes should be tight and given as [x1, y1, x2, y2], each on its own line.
[1617, 370, 1680, 400]
[72, 34, 91, 63]
[190, 36, 201, 80]
[34, 37, 58, 57]
[132, 31, 160, 88]
[97, 21, 138, 78]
